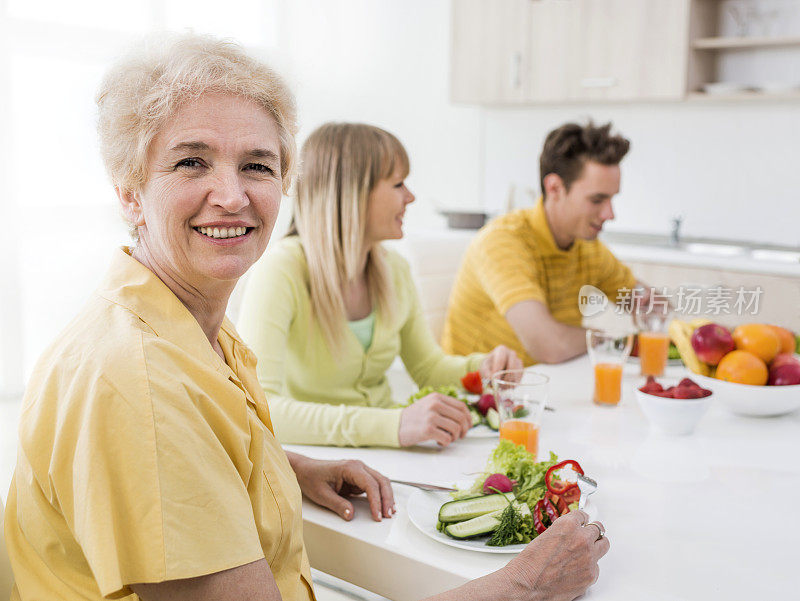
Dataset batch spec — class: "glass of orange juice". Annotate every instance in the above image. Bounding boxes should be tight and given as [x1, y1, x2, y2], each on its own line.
[634, 303, 672, 377]
[587, 330, 634, 406]
[491, 370, 548, 459]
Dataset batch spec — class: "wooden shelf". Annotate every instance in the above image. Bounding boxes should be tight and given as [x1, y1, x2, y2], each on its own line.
[693, 35, 800, 50]
[688, 90, 800, 102]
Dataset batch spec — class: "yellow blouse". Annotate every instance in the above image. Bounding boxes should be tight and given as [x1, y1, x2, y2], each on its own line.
[4, 247, 314, 601]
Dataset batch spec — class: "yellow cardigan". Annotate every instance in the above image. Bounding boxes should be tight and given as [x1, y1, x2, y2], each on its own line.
[237, 237, 485, 447]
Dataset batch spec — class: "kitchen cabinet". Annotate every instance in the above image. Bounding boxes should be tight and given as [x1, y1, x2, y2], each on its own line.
[451, 0, 800, 103]
[452, 0, 690, 103]
[570, 0, 689, 101]
[450, 0, 529, 103]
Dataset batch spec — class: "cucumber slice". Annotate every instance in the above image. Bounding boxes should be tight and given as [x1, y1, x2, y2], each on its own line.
[443, 502, 530, 540]
[486, 408, 500, 430]
[444, 508, 503, 539]
[469, 407, 482, 427]
[438, 492, 515, 523]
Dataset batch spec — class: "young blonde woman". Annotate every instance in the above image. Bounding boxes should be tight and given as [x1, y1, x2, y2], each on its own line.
[237, 123, 522, 448]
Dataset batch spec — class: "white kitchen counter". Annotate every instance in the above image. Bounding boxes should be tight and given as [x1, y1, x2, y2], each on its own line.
[606, 241, 800, 277]
[287, 357, 799, 601]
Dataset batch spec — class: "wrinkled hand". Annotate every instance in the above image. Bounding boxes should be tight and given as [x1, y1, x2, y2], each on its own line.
[503, 510, 610, 601]
[398, 393, 472, 447]
[480, 345, 524, 380]
[291, 456, 395, 522]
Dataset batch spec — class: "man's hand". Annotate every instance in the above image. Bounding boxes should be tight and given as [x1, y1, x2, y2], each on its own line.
[399, 393, 472, 447]
[287, 454, 395, 522]
[479, 345, 524, 379]
[505, 299, 588, 364]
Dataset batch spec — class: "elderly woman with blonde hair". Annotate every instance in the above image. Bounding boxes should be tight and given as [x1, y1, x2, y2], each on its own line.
[4, 34, 608, 601]
[237, 123, 523, 448]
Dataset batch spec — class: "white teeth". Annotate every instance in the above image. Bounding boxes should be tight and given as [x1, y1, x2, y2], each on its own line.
[196, 226, 248, 239]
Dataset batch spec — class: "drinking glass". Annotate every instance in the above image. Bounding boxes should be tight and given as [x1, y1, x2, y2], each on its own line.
[491, 370, 549, 459]
[634, 298, 672, 377]
[587, 330, 634, 406]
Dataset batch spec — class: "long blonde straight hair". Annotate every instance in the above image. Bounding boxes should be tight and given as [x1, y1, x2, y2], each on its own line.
[290, 123, 409, 351]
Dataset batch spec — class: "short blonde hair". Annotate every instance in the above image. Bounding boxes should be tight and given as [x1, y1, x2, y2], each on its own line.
[290, 122, 409, 351]
[96, 32, 298, 203]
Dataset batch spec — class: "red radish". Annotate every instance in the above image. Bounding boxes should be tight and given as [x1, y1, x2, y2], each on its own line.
[691, 324, 735, 366]
[476, 393, 497, 416]
[482, 473, 515, 494]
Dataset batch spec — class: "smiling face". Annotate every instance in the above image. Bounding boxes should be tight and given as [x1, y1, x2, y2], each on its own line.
[364, 166, 415, 245]
[544, 160, 620, 249]
[120, 93, 283, 291]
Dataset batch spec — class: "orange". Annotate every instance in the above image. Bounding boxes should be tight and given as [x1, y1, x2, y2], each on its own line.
[716, 350, 768, 385]
[767, 325, 796, 356]
[732, 324, 781, 364]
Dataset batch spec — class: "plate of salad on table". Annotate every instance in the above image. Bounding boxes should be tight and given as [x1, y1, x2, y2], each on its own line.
[406, 441, 596, 553]
[401, 371, 502, 438]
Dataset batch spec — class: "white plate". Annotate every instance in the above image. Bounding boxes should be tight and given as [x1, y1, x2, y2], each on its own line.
[465, 424, 499, 439]
[406, 489, 597, 554]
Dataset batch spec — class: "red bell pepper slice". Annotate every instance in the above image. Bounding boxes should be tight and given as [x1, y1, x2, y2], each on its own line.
[546, 491, 569, 515]
[533, 500, 547, 534]
[460, 371, 483, 395]
[542, 494, 560, 524]
[545, 459, 584, 496]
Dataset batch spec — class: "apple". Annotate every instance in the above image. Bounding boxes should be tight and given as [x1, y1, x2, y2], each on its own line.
[768, 363, 800, 386]
[691, 324, 735, 365]
[770, 353, 800, 371]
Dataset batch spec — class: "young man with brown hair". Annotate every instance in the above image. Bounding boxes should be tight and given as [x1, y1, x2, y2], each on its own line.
[441, 121, 638, 365]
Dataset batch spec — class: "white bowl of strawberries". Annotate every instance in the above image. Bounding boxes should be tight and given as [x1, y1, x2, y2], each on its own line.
[635, 377, 713, 436]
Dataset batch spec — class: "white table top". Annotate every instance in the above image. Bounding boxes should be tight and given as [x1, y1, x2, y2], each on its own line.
[285, 357, 800, 601]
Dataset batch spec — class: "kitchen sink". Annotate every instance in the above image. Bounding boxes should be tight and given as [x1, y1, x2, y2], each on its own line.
[750, 249, 800, 263]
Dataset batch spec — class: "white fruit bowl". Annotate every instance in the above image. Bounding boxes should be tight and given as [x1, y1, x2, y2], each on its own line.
[634, 379, 713, 436]
[692, 373, 800, 417]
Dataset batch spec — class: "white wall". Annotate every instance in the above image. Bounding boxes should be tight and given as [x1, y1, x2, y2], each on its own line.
[277, 0, 483, 232]
[482, 100, 800, 247]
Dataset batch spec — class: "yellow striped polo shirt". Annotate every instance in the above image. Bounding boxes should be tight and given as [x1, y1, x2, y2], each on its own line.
[441, 198, 636, 365]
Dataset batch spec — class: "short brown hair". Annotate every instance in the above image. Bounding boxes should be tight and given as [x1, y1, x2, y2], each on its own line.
[539, 121, 630, 196]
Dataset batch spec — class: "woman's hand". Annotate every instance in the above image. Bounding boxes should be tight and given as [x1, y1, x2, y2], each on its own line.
[398, 393, 472, 447]
[502, 509, 610, 601]
[480, 345, 523, 380]
[287, 453, 395, 522]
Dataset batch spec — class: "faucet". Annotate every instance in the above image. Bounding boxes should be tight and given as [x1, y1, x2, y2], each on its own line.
[670, 215, 683, 246]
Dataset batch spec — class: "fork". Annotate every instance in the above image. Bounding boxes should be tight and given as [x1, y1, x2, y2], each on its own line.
[390, 479, 456, 492]
[576, 473, 598, 510]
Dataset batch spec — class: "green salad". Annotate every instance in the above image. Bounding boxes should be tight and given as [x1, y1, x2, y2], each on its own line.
[436, 441, 583, 547]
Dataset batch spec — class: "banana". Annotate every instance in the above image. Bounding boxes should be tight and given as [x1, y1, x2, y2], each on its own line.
[669, 319, 712, 377]
[689, 318, 712, 329]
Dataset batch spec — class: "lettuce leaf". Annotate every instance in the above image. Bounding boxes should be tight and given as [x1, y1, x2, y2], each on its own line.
[401, 385, 466, 407]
